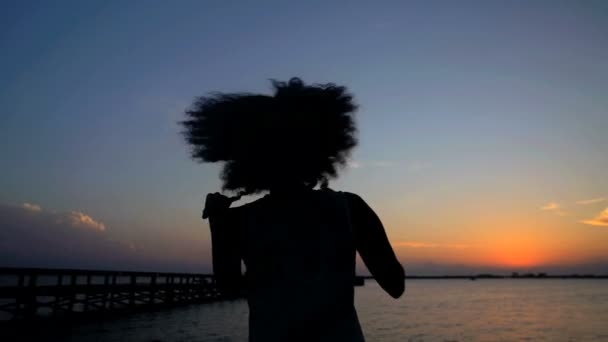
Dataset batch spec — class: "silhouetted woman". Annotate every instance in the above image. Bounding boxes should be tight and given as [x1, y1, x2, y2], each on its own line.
[182, 78, 404, 341]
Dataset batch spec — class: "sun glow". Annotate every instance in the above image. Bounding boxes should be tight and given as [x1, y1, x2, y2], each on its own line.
[484, 233, 548, 268]
[492, 249, 543, 267]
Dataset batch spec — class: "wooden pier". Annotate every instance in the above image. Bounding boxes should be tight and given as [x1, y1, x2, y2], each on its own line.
[0, 267, 224, 321]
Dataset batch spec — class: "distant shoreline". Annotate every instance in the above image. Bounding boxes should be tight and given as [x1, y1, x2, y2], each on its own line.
[1, 267, 606, 280]
[362, 274, 608, 280]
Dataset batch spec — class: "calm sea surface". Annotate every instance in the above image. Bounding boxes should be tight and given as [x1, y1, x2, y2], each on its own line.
[40, 280, 608, 341]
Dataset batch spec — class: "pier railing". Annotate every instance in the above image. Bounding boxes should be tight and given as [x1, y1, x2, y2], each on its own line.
[0, 267, 222, 321]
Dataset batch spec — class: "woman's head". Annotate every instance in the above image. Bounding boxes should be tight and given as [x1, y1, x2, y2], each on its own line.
[181, 78, 358, 195]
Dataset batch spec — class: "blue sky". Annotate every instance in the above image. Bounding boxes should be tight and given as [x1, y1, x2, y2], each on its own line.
[1, 1, 607, 274]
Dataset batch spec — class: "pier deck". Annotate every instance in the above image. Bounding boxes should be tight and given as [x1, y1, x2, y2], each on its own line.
[0, 267, 222, 321]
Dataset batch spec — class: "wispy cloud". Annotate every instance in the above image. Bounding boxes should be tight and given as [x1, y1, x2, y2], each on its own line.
[347, 160, 395, 169]
[0, 202, 139, 269]
[62, 211, 106, 231]
[19, 203, 105, 231]
[581, 207, 608, 227]
[541, 202, 560, 210]
[540, 202, 567, 216]
[394, 241, 472, 249]
[347, 160, 431, 171]
[347, 161, 363, 169]
[370, 161, 395, 167]
[406, 161, 432, 172]
[1, 202, 215, 272]
[22, 203, 41, 212]
[576, 197, 606, 205]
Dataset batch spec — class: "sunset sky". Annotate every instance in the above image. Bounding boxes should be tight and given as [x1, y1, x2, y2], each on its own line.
[1, 1, 607, 275]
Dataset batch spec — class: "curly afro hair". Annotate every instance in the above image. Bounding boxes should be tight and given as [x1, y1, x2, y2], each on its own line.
[181, 78, 358, 195]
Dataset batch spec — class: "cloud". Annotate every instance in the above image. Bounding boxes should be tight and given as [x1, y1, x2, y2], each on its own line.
[406, 161, 432, 172]
[540, 202, 567, 216]
[18, 203, 105, 231]
[347, 160, 432, 172]
[0, 202, 214, 273]
[347, 160, 395, 169]
[61, 211, 106, 231]
[576, 197, 606, 205]
[581, 207, 608, 227]
[394, 241, 472, 249]
[22, 203, 41, 212]
[369, 161, 395, 167]
[348, 161, 362, 169]
[0, 203, 136, 269]
[541, 202, 560, 210]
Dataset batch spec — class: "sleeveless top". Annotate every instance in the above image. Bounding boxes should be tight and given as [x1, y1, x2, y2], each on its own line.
[242, 188, 365, 341]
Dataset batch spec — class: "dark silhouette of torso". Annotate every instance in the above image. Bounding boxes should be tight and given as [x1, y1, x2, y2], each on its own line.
[209, 187, 404, 341]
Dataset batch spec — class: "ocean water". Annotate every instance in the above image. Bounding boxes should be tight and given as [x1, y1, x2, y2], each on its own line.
[37, 280, 608, 341]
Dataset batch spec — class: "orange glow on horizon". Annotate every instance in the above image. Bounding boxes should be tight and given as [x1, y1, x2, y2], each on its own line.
[489, 247, 543, 268]
[474, 229, 551, 268]
[390, 223, 564, 269]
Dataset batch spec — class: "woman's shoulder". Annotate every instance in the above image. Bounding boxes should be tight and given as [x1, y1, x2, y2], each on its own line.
[229, 188, 366, 210]
[318, 188, 364, 202]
